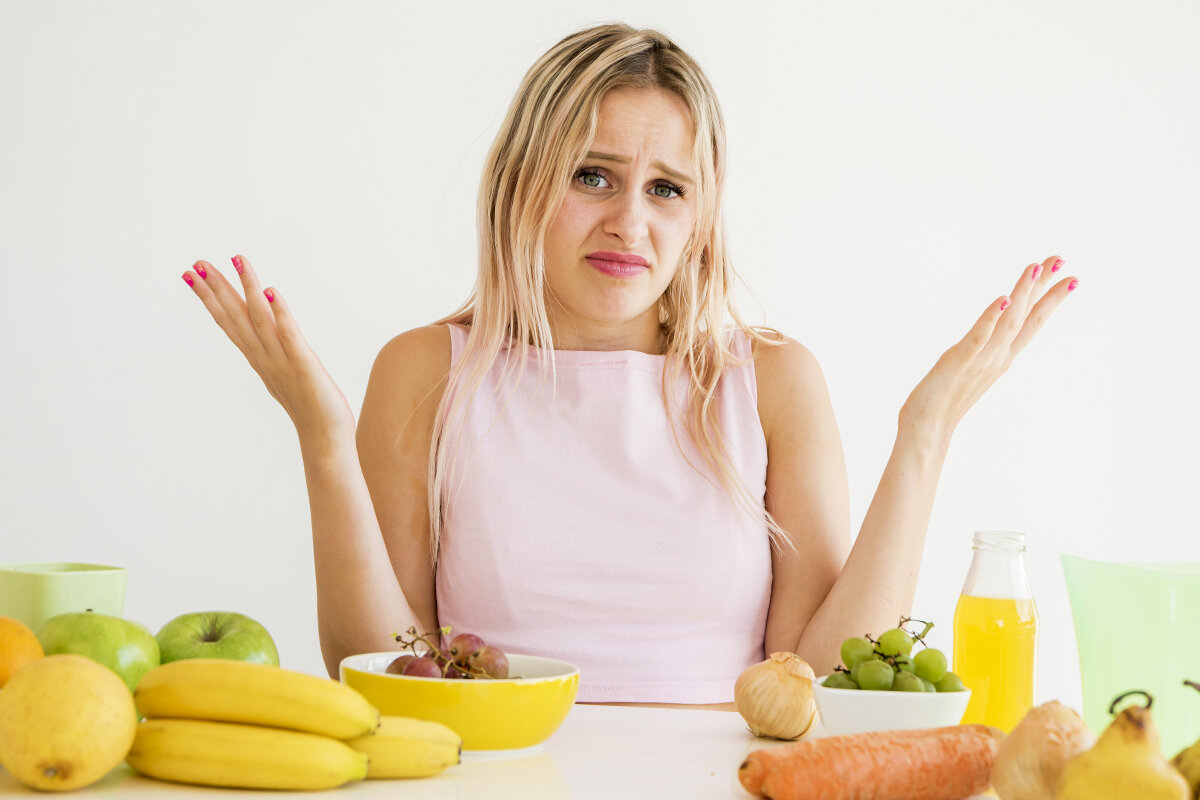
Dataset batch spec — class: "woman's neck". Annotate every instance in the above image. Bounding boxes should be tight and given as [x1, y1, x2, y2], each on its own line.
[546, 311, 666, 354]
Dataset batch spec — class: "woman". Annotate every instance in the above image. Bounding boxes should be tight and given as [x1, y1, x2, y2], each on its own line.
[180, 24, 1077, 707]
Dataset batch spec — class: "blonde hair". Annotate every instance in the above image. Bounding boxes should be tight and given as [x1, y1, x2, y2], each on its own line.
[429, 23, 784, 561]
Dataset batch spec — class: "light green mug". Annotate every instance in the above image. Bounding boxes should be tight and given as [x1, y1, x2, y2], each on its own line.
[0, 562, 127, 632]
[1061, 555, 1200, 758]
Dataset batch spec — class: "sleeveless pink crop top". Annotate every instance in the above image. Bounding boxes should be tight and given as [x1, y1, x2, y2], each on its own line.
[435, 324, 772, 703]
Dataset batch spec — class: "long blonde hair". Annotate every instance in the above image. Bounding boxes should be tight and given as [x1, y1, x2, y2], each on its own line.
[429, 23, 784, 561]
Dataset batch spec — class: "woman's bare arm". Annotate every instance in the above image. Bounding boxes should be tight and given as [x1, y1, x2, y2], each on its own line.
[354, 325, 451, 653]
[182, 255, 439, 676]
[759, 256, 1077, 673]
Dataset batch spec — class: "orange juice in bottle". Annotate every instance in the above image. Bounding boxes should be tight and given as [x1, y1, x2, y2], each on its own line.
[953, 531, 1037, 732]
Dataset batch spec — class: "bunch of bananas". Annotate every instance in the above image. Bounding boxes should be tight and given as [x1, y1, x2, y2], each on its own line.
[127, 659, 461, 790]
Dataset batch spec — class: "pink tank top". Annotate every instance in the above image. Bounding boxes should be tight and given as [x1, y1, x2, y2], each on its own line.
[435, 324, 772, 703]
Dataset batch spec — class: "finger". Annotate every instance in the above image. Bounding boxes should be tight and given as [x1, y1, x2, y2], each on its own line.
[183, 260, 264, 361]
[260, 285, 312, 358]
[1009, 255, 1066, 327]
[1029, 254, 1064, 301]
[1042, 254, 1066, 280]
[992, 261, 1049, 346]
[231, 254, 285, 361]
[197, 258, 276, 355]
[959, 294, 1011, 353]
[1010, 275, 1079, 357]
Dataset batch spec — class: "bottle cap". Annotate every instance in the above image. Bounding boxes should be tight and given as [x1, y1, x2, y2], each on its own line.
[972, 530, 1027, 551]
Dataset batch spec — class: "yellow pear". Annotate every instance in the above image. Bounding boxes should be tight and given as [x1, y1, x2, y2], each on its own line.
[1057, 690, 1189, 800]
[1172, 741, 1200, 800]
[0, 653, 137, 791]
[1170, 680, 1200, 797]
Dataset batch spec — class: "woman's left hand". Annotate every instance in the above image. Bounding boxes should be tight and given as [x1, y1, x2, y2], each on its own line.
[900, 254, 1078, 449]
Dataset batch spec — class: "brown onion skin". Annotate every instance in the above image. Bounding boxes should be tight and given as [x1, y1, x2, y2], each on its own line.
[734, 652, 817, 740]
[993, 700, 1096, 800]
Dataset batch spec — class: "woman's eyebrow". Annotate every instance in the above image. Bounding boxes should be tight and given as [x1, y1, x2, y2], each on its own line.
[585, 151, 693, 186]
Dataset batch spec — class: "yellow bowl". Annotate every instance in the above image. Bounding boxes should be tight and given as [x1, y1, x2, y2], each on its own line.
[339, 652, 579, 751]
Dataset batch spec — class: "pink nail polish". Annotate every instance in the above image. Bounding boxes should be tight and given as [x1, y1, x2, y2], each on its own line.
[1031, 265, 1042, 281]
[1068, 279, 1079, 292]
[232, 255, 243, 274]
[1051, 258, 1063, 273]
[1000, 299, 1010, 311]
[195, 264, 208, 279]
[182, 273, 194, 287]
[264, 288, 275, 303]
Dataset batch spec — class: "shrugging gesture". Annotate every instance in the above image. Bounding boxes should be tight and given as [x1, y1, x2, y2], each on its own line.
[901, 254, 1078, 447]
[775, 255, 1078, 673]
[182, 255, 355, 449]
[183, 254, 425, 676]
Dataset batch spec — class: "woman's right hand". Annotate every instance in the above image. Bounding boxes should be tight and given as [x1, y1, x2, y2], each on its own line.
[182, 255, 355, 448]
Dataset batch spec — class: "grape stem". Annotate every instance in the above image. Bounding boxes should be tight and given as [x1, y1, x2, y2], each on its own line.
[900, 616, 935, 644]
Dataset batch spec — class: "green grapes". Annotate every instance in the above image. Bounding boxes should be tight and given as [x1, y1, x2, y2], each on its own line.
[825, 620, 964, 693]
[934, 672, 966, 693]
[840, 636, 875, 669]
[822, 673, 859, 690]
[913, 648, 948, 683]
[857, 660, 895, 691]
[877, 628, 914, 657]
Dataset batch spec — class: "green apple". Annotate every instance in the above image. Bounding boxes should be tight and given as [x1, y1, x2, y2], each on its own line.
[35, 610, 160, 692]
[156, 611, 279, 666]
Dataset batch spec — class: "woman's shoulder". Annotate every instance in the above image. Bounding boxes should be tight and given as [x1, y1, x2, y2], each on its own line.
[371, 324, 453, 377]
[749, 330, 831, 433]
[748, 329, 822, 380]
[363, 324, 454, 409]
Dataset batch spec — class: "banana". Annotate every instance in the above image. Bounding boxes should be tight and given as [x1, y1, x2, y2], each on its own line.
[126, 718, 368, 790]
[134, 659, 379, 739]
[345, 715, 462, 779]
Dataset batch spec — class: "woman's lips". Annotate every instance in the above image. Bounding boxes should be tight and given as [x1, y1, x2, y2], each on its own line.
[586, 251, 649, 278]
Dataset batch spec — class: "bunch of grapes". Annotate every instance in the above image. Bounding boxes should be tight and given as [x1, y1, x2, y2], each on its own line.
[822, 617, 965, 693]
[386, 626, 510, 680]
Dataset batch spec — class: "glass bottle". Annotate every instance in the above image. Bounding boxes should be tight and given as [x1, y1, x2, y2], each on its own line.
[952, 530, 1038, 732]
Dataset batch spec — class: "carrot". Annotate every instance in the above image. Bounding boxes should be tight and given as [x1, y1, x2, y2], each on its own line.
[738, 724, 1004, 800]
[740, 743, 801, 796]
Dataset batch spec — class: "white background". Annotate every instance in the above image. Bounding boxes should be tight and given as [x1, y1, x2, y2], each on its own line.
[1, 1, 1196, 712]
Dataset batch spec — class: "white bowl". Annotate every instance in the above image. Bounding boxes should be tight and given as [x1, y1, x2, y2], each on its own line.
[812, 674, 971, 736]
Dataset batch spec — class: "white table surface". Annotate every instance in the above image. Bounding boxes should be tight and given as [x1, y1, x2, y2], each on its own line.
[0, 704, 993, 799]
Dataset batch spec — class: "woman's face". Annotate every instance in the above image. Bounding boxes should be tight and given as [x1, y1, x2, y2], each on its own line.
[543, 87, 698, 351]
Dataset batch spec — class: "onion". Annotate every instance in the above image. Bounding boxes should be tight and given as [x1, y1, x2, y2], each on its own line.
[993, 700, 1097, 800]
[734, 652, 817, 740]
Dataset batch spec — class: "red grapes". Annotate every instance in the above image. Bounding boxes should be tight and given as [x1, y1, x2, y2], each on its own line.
[399, 656, 443, 678]
[388, 626, 511, 679]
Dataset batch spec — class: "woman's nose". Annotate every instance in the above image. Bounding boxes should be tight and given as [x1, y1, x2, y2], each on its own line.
[601, 190, 650, 245]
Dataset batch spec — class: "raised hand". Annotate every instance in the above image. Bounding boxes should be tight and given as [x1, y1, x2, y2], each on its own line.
[182, 255, 355, 447]
[899, 255, 1079, 448]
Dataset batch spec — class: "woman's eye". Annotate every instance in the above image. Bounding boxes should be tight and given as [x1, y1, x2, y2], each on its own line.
[577, 170, 609, 189]
[651, 182, 684, 199]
